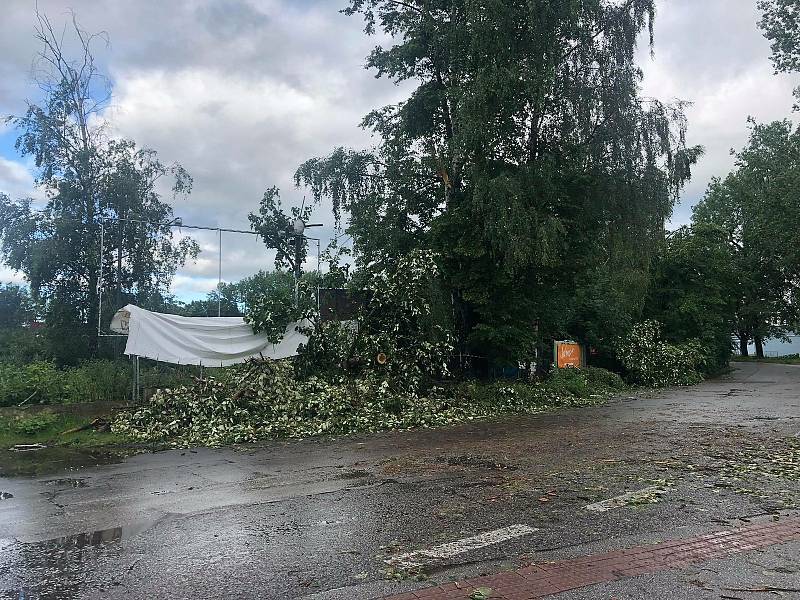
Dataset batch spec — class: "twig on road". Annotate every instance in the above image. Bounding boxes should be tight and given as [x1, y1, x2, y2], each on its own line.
[723, 586, 800, 593]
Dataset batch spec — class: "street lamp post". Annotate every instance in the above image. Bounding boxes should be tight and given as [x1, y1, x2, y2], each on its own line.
[291, 217, 322, 308]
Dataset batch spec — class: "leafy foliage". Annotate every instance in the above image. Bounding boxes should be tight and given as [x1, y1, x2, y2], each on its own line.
[334, 249, 453, 392]
[758, 0, 800, 74]
[244, 272, 307, 343]
[245, 249, 453, 392]
[249, 186, 314, 273]
[0, 362, 65, 406]
[615, 321, 705, 387]
[0, 284, 47, 365]
[0, 327, 48, 365]
[10, 413, 58, 435]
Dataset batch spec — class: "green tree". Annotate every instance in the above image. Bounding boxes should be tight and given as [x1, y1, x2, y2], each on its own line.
[181, 288, 243, 317]
[759, 0, 800, 74]
[647, 224, 737, 372]
[249, 187, 315, 274]
[293, 0, 701, 367]
[0, 282, 47, 364]
[0, 282, 37, 328]
[0, 13, 196, 362]
[693, 120, 800, 356]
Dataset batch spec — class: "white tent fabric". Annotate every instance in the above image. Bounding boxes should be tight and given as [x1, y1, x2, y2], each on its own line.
[110, 304, 310, 366]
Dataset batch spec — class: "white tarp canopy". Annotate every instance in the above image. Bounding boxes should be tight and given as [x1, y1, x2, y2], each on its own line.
[110, 304, 309, 367]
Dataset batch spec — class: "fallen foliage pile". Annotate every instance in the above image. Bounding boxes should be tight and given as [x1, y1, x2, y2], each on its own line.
[615, 321, 706, 387]
[112, 362, 626, 447]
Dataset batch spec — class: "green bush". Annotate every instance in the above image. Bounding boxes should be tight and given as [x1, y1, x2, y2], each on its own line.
[580, 366, 627, 390]
[615, 321, 705, 387]
[0, 328, 48, 365]
[547, 368, 591, 397]
[0, 359, 133, 406]
[138, 362, 206, 390]
[11, 413, 58, 435]
[63, 360, 132, 403]
[0, 361, 65, 406]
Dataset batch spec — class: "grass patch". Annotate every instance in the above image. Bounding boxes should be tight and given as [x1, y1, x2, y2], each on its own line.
[731, 354, 800, 365]
[0, 409, 127, 449]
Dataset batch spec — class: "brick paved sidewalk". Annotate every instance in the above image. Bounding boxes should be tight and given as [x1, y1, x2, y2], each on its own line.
[381, 516, 800, 600]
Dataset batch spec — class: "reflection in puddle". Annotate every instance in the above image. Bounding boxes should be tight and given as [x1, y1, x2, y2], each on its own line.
[0, 520, 158, 598]
[43, 526, 123, 549]
[0, 447, 132, 477]
[35, 519, 157, 549]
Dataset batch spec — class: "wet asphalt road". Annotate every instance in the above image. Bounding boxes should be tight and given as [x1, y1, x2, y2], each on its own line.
[1, 362, 799, 599]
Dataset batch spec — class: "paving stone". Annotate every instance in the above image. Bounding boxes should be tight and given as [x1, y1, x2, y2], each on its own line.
[381, 516, 800, 600]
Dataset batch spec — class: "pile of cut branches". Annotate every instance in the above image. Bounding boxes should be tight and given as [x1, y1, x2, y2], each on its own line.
[112, 361, 625, 447]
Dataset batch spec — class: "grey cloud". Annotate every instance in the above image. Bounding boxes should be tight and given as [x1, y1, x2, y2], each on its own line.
[2, 0, 799, 294]
[195, 0, 270, 39]
[0, 1, 398, 294]
[638, 0, 800, 227]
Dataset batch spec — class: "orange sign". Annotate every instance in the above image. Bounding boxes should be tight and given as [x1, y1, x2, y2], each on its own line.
[556, 342, 583, 369]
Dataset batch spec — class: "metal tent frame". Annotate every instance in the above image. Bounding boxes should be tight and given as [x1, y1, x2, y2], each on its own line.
[97, 216, 322, 401]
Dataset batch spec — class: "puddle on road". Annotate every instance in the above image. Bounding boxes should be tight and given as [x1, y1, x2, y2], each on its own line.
[0, 446, 133, 477]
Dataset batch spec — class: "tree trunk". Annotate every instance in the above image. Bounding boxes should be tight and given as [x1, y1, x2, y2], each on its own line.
[739, 333, 749, 357]
[754, 336, 764, 358]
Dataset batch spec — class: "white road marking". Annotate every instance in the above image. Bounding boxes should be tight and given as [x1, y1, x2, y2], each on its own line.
[585, 485, 668, 512]
[385, 524, 538, 569]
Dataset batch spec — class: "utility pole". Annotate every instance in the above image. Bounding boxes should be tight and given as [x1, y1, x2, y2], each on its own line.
[294, 230, 302, 308]
[217, 228, 222, 316]
[115, 211, 126, 357]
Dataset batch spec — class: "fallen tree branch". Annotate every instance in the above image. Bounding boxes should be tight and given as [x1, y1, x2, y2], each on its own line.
[60, 418, 109, 435]
[18, 390, 38, 406]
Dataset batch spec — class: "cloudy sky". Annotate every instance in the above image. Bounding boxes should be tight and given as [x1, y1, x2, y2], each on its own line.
[0, 0, 797, 300]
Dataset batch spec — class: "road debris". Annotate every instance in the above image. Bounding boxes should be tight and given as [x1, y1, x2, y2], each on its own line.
[585, 484, 669, 512]
[722, 586, 800, 593]
[10, 443, 46, 452]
